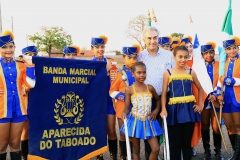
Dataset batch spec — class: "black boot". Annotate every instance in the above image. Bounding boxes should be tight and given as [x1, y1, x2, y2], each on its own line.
[0, 153, 7, 160]
[229, 134, 236, 151]
[10, 151, 21, 160]
[201, 129, 211, 160]
[96, 154, 104, 160]
[21, 139, 28, 160]
[228, 134, 240, 160]
[119, 141, 127, 160]
[213, 133, 224, 160]
[108, 139, 118, 160]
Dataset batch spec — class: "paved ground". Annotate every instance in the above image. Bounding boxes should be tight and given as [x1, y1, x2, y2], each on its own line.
[6, 125, 233, 160]
[93, 125, 234, 160]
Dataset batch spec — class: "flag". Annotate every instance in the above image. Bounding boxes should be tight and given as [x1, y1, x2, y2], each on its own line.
[193, 34, 199, 49]
[192, 34, 213, 95]
[219, 0, 233, 77]
[28, 57, 108, 160]
[148, 10, 151, 27]
[218, 46, 227, 76]
[221, 0, 233, 35]
[148, 21, 151, 27]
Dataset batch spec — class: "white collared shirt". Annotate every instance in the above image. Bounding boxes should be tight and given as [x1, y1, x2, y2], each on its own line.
[138, 48, 175, 95]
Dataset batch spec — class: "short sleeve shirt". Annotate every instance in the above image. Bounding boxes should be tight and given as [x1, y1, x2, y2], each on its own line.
[138, 48, 175, 95]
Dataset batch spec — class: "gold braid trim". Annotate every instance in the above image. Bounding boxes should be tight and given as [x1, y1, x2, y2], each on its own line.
[168, 74, 193, 84]
[168, 95, 196, 105]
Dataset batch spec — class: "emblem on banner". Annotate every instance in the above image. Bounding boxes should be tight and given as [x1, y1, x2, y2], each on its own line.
[54, 91, 84, 125]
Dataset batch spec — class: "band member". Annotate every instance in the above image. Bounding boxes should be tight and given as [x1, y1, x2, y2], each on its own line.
[121, 62, 163, 160]
[109, 44, 139, 159]
[0, 30, 35, 160]
[161, 46, 203, 160]
[91, 36, 118, 160]
[158, 36, 172, 51]
[20, 45, 38, 160]
[218, 37, 240, 159]
[200, 42, 223, 160]
[63, 45, 80, 59]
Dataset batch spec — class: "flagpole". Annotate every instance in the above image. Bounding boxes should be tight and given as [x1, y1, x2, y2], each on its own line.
[211, 102, 227, 151]
[219, 0, 233, 124]
[148, 9, 151, 27]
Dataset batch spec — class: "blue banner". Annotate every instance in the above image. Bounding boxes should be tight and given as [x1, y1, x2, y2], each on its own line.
[28, 57, 108, 160]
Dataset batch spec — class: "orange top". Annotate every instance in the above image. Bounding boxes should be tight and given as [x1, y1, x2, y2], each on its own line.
[219, 58, 240, 104]
[109, 72, 126, 118]
[0, 62, 33, 118]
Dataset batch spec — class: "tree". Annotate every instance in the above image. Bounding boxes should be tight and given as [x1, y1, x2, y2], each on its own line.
[125, 15, 148, 50]
[171, 32, 184, 39]
[28, 26, 73, 57]
[114, 50, 121, 55]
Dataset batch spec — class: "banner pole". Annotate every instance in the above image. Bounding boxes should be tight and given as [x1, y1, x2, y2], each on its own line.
[124, 119, 131, 160]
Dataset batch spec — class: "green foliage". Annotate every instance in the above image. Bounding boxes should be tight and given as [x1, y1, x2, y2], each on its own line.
[115, 50, 121, 55]
[28, 27, 72, 56]
[171, 32, 184, 39]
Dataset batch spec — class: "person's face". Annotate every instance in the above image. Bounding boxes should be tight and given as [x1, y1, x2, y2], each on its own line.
[174, 50, 189, 67]
[91, 45, 105, 58]
[122, 54, 137, 68]
[143, 30, 158, 50]
[132, 65, 146, 83]
[25, 52, 36, 57]
[159, 44, 171, 51]
[185, 43, 193, 56]
[225, 45, 239, 58]
[0, 43, 15, 59]
[64, 53, 77, 59]
[202, 50, 215, 63]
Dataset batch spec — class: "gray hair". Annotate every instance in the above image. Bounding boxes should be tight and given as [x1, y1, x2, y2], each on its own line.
[142, 27, 159, 39]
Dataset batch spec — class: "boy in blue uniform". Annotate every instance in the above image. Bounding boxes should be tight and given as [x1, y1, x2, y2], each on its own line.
[20, 46, 38, 160]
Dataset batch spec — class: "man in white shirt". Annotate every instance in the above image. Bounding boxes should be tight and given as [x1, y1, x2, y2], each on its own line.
[138, 27, 175, 160]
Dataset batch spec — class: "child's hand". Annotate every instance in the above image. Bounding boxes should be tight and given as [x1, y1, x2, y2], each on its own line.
[193, 105, 201, 113]
[121, 111, 127, 121]
[118, 95, 125, 101]
[217, 95, 224, 105]
[160, 109, 168, 118]
[148, 109, 159, 120]
[22, 55, 33, 66]
[110, 70, 117, 81]
[208, 94, 216, 102]
[106, 61, 112, 71]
